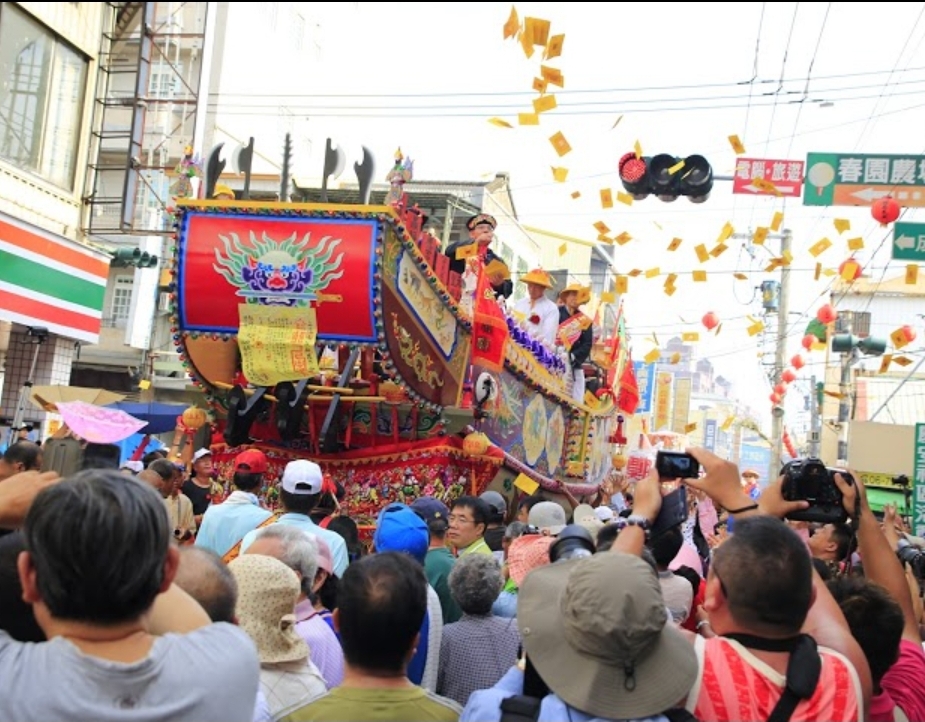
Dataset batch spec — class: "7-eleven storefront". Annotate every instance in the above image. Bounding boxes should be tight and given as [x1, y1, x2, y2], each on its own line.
[0, 212, 110, 443]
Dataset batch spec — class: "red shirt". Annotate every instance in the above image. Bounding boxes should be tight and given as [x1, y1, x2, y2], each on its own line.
[871, 640, 925, 722]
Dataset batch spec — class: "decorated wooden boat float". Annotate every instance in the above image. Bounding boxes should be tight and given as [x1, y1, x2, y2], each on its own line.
[167, 152, 621, 522]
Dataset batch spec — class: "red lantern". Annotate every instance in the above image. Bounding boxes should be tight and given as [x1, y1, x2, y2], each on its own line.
[838, 258, 862, 281]
[801, 335, 815, 351]
[901, 325, 917, 344]
[816, 303, 837, 325]
[770, 393, 782, 404]
[774, 383, 787, 396]
[791, 354, 805, 369]
[871, 196, 900, 226]
[702, 311, 720, 331]
[782, 368, 797, 383]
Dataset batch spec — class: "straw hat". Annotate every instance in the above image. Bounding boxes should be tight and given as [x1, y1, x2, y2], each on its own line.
[558, 283, 591, 305]
[228, 554, 309, 665]
[519, 268, 555, 289]
[212, 183, 234, 199]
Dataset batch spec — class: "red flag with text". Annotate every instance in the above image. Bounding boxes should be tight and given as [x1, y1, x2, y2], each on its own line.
[616, 354, 640, 415]
[471, 265, 509, 372]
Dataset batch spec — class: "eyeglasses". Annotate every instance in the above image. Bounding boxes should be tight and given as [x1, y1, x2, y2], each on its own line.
[448, 514, 474, 526]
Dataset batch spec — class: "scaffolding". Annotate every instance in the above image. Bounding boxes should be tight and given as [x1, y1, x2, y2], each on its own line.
[82, 1, 210, 240]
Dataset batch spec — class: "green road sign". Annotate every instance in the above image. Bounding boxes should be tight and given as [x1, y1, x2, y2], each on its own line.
[893, 222, 925, 261]
[914, 423, 925, 536]
[804, 152, 925, 207]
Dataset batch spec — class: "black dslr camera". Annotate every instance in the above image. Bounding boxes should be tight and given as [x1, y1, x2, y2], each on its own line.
[780, 457, 854, 523]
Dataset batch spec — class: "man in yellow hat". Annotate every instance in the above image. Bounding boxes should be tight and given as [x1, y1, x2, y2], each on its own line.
[212, 184, 235, 200]
[511, 269, 559, 347]
[557, 284, 593, 401]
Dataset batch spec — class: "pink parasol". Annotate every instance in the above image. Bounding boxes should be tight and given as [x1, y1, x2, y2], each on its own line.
[54, 400, 146, 443]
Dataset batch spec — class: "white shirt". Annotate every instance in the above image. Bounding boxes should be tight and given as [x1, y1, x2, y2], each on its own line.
[511, 295, 559, 347]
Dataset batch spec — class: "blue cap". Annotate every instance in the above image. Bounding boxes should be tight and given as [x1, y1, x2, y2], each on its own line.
[374, 503, 429, 564]
[410, 496, 450, 525]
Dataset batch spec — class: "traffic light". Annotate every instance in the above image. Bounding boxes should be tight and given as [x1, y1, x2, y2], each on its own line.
[110, 248, 159, 269]
[831, 333, 887, 356]
[618, 152, 714, 203]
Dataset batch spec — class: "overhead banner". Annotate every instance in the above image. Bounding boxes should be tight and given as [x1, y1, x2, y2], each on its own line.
[237, 304, 319, 386]
[671, 377, 692, 435]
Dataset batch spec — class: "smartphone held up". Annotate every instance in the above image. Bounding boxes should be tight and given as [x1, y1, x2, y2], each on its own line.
[650, 451, 698, 537]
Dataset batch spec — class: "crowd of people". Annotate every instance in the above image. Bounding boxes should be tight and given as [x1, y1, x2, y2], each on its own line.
[0, 437, 924, 721]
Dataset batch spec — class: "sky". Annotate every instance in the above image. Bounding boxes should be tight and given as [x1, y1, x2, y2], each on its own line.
[211, 2, 925, 423]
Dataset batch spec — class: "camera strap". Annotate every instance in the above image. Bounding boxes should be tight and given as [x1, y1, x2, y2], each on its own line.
[722, 633, 821, 722]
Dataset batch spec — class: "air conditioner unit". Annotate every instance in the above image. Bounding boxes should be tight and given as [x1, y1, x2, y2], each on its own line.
[157, 292, 172, 314]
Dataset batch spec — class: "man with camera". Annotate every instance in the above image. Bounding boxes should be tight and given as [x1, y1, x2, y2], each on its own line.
[682, 448, 871, 721]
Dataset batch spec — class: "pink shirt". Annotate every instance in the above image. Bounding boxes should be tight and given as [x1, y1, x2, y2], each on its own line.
[871, 639, 925, 722]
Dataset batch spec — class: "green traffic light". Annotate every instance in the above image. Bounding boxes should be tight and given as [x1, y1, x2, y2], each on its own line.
[831, 333, 887, 356]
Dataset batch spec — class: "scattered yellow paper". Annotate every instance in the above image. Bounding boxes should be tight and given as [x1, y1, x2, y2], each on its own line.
[615, 275, 629, 293]
[600, 188, 614, 209]
[503, 6, 520, 39]
[765, 259, 782, 272]
[834, 218, 851, 234]
[519, 112, 540, 126]
[753, 227, 769, 246]
[544, 33, 564, 59]
[570, 190, 581, 199]
[717, 221, 734, 244]
[906, 264, 919, 284]
[488, 117, 513, 128]
[682, 331, 700, 342]
[664, 284, 677, 297]
[721, 415, 735, 431]
[455, 244, 479, 260]
[891, 328, 911, 349]
[549, 131, 572, 157]
[519, 29, 534, 58]
[747, 321, 764, 336]
[540, 65, 564, 87]
[601, 291, 616, 303]
[894, 356, 913, 367]
[667, 237, 682, 252]
[138, 379, 152, 390]
[513, 472, 540, 495]
[533, 77, 548, 94]
[628, 269, 642, 277]
[694, 244, 709, 263]
[597, 234, 612, 244]
[634, 140, 643, 159]
[644, 348, 661, 364]
[823, 268, 836, 277]
[524, 17, 551, 45]
[685, 422, 698, 433]
[770, 211, 784, 232]
[668, 159, 685, 175]
[809, 238, 832, 257]
[611, 115, 623, 130]
[814, 262, 822, 281]
[847, 237, 864, 251]
[840, 260, 860, 282]
[616, 191, 634, 206]
[710, 244, 728, 258]
[551, 166, 568, 182]
[665, 273, 678, 286]
[733, 272, 748, 281]
[670, 352, 681, 364]
[879, 355, 893, 374]
[558, 243, 567, 256]
[534, 94, 557, 114]
[692, 270, 707, 282]
[645, 267, 660, 279]
[751, 178, 781, 196]
[728, 134, 746, 155]
[781, 250, 793, 266]
[593, 221, 611, 235]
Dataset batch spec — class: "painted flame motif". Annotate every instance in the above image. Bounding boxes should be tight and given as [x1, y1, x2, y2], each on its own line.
[212, 230, 344, 306]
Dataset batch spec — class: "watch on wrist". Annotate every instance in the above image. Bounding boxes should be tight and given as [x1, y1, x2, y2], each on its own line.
[615, 514, 651, 538]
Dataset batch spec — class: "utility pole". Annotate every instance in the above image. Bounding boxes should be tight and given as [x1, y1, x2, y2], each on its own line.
[808, 373, 821, 457]
[836, 313, 854, 467]
[732, 228, 792, 479]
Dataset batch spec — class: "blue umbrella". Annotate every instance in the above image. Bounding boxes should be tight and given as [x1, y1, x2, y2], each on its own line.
[105, 401, 189, 435]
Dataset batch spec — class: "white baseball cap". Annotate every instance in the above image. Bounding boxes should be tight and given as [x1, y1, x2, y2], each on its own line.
[594, 506, 615, 523]
[192, 448, 212, 463]
[281, 460, 323, 495]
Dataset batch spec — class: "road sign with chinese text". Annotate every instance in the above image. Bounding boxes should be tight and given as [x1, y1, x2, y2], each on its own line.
[633, 361, 655, 414]
[804, 152, 925, 207]
[732, 158, 804, 197]
[892, 222, 925, 262]
[914, 423, 925, 536]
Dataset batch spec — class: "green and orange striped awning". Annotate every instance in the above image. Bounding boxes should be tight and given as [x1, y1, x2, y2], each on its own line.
[0, 212, 110, 344]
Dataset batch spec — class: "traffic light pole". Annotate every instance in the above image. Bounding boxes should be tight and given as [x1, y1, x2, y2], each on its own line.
[837, 315, 854, 467]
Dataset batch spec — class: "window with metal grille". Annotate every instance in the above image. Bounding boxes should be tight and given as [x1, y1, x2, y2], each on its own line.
[110, 276, 134, 329]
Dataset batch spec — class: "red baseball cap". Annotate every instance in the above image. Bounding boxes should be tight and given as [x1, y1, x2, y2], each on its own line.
[234, 449, 268, 474]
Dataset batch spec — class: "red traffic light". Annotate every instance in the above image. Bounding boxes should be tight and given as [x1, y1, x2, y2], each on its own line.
[618, 152, 649, 198]
[618, 151, 713, 202]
